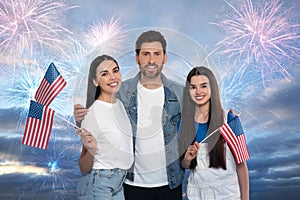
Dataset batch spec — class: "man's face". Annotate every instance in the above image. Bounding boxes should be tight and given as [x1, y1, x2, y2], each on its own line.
[136, 41, 167, 79]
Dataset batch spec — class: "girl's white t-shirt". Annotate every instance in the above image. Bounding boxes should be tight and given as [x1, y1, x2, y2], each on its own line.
[81, 99, 134, 170]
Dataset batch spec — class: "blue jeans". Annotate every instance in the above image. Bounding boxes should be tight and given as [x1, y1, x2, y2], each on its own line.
[77, 168, 127, 200]
[182, 169, 191, 200]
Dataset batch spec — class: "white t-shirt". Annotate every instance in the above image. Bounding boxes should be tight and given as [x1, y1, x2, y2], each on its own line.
[81, 99, 134, 170]
[125, 82, 168, 187]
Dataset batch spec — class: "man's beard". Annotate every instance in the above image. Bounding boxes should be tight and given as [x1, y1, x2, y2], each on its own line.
[140, 63, 162, 79]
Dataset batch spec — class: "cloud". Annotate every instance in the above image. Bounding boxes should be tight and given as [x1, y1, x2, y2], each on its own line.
[246, 124, 300, 199]
[0, 161, 48, 176]
[0, 109, 22, 130]
[243, 68, 300, 134]
[0, 131, 82, 199]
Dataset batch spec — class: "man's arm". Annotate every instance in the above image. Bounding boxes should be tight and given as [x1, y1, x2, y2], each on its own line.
[73, 104, 88, 124]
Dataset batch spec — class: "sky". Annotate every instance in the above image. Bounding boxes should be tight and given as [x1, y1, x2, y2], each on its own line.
[0, 0, 300, 199]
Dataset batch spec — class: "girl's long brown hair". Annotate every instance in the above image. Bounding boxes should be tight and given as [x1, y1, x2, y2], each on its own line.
[179, 66, 226, 170]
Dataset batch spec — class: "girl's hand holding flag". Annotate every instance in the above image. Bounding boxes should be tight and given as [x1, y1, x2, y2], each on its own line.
[181, 141, 200, 169]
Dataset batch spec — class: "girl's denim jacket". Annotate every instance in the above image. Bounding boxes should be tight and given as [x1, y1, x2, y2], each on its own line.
[117, 72, 184, 189]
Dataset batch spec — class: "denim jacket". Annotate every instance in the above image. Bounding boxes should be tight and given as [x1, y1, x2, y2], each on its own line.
[117, 72, 184, 189]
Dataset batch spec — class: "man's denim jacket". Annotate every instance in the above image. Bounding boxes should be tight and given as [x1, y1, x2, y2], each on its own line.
[117, 72, 184, 189]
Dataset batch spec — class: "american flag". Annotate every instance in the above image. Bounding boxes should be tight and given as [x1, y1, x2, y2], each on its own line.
[34, 62, 66, 107]
[219, 121, 250, 164]
[22, 100, 55, 149]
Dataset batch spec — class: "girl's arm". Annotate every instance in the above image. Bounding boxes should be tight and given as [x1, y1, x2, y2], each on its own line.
[181, 155, 192, 169]
[236, 161, 249, 200]
[181, 142, 200, 169]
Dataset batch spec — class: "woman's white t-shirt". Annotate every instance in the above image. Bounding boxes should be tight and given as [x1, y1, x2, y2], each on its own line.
[81, 99, 134, 170]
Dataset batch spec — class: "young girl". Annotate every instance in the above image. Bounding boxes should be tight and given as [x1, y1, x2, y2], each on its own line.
[76, 55, 134, 200]
[179, 66, 249, 200]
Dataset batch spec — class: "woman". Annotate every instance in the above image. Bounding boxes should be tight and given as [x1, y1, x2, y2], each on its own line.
[76, 55, 134, 200]
[179, 66, 249, 200]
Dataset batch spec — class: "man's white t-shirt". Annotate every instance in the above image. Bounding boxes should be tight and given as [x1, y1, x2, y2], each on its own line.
[125, 82, 168, 187]
[81, 99, 134, 170]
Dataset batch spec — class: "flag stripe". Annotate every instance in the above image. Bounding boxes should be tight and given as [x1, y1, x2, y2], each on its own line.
[222, 124, 242, 162]
[34, 63, 66, 107]
[38, 110, 47, 148]
[42, 108, 54, 149]
[30, 114, 40, 147]
[36, 79, 51, 103]
[31, 118, 39, 147]
[22, 101, 55, 149]
[46, 77, 66, 105]
[43, 76, 66, 106]
[224, 126, 241, 162]
[32, 116, 39, 147]
[30, 118, 38, 147]
[22, 117, 31, 145]
[46, 111, 54, 148]
[35, 79, 47, 103]
[37, 110, 47, 148]
[227, 124, 245, 163]
[35, 80, 50, 105]
[238, 134, 250, 161]
[35, 75, 66, 106]
[219, 123, 250, 164]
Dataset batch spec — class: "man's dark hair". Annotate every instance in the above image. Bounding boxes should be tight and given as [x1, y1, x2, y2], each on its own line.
[135, 30, 167, 55]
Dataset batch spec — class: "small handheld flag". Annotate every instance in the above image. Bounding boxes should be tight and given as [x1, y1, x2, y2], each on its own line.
[22, 100, 55, 149]
[219, 120, 250, 164]
[34, 62, 66, 107]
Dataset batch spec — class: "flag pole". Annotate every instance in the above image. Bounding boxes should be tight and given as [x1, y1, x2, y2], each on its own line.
[55, 114, 80, 129]
[198, 128, 219, 144]
[199, 113, 241, 144]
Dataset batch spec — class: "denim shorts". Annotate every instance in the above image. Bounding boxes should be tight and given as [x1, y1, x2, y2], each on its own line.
[77, 168, 127, 200]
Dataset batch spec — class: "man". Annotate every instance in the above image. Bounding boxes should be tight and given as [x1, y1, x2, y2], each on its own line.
[74, 30, 184, 200]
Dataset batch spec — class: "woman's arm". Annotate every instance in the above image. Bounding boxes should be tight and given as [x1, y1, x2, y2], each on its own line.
[236, 161, 249, 200]
[78, 146, 94, 174]
[77, 129, 96, 174]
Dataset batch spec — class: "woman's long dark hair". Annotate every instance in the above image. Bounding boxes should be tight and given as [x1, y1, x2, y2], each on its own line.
[179, 66, 226, 170]
[85, 55, 119, 109]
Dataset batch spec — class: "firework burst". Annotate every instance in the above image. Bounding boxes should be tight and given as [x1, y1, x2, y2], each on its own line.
[55, 41, 88, 88]
[211, 0, 300, 85]
[0, 0, 73, 59]
[20, 134, 81, 200]
[218, 59, 263, 115]
[83, 15, 126, 53]
[0, 64, 42, 123]
[72, 16, 128, 105]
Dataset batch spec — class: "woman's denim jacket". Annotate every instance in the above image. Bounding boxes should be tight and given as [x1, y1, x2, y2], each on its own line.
[117, 72, 184, 189]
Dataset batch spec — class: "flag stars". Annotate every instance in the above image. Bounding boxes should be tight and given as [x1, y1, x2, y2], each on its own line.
[28, 101, 44, 119]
